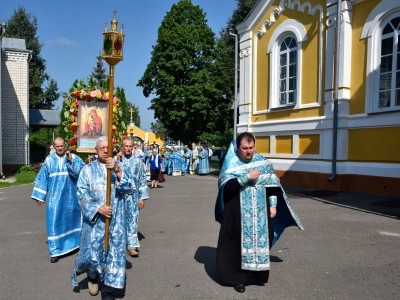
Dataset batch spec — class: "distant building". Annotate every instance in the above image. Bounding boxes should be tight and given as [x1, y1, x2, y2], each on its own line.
[236, 0, 400, 196]
[1, 35, 31, 175]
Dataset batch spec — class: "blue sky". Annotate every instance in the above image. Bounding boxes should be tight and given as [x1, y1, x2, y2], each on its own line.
[1, 0, 238, 131]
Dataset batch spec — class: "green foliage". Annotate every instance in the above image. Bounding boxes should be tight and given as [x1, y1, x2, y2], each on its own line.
[14, 165, 37, 184]
[115, 87, 141, 129]
[150, 119, 168, 136]
[5, 6, 59, 109]
[126, 102, 141, 128]
[91, 54, 107, 87]
[16, 165, 36, 174]
[137, 0, 232, 143]
[198, 128, 233, 147]
[29, 127, 57, 145]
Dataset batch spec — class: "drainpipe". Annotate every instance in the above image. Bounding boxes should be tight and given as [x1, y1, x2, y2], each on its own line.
[0, 23, 6, 179]
[328, 0, 341, 182]
[229, 27, 238, 140]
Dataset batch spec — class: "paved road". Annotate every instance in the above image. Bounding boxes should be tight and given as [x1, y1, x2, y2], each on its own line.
[0, 174, 399, 300]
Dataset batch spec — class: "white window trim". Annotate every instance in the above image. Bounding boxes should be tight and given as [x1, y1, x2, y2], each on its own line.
[267, 19, 307, 112]
[361, 1, 400, 113]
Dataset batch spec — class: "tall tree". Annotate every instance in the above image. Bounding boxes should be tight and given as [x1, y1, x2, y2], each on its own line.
[150, 119, 168, 135]
[116, 87, 141, 129]
[5, 6, 59, 109]
[91, 53, 107, 88]
[137, 0, 231, 143]
[126, 102, 141, 128]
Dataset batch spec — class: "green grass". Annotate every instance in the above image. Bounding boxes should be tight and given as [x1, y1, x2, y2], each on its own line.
[0, 168, 36, 189]
[15, 172, 36, 184]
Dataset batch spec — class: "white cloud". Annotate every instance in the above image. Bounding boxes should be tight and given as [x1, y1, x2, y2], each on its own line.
[49, 37, 80, 47]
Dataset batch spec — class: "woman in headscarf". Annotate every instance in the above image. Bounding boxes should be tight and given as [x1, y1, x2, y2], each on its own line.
[149, 149, 163, 188]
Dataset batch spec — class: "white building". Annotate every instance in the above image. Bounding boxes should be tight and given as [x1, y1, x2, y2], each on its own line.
[1, 35, 31, 176]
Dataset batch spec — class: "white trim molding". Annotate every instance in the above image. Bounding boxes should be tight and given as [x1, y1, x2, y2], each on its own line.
[268, 158, 400, 178]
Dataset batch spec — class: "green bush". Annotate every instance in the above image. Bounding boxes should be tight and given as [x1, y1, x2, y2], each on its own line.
[15, 165, 37, 184]
[16, 165, 37, 175]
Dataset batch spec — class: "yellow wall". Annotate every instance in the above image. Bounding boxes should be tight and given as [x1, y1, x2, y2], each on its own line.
[348, 127, 400, 162]
[255, 136, 270, 153]
[350, 0, 380, 115]
[275, 135, 293, 154]
[253, 1, 323, 120]
[299, 134, 320, 154]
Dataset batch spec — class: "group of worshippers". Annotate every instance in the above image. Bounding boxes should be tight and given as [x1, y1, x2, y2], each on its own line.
[162, 143, 212, 176]
[30, 132, 304, 297]
[31, 136, 150, 300]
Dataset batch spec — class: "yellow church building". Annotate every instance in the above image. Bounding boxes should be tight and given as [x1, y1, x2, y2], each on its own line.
[235, 0, 400, 196]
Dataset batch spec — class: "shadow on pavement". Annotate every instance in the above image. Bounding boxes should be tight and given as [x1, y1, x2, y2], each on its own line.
[194, 246, 223, 285]
[194, 246, 284, 286]
[286, 188, 400, 219]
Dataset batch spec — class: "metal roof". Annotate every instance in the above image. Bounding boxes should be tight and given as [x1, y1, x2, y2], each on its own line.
[1, 37, 29, 52]
[29, 109, 60, 127]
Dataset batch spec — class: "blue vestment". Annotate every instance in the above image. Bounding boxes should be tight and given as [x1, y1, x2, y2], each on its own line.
[215, 141, 304, 271]
[31, 153, 84, 257]
[169, 151, 184, 176]
[116, 155, 149, 249]
[183, 150, 191, 173]
[71, 161, 134, 289]
[163, 152, 170, 173]
[197, 149, 210, 174]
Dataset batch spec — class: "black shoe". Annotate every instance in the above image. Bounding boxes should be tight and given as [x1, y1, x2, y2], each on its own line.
[50, 257, 59, 263]
[234, 284, 246, 293]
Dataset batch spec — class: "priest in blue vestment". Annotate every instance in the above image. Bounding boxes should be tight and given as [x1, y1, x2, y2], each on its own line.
[196, 145, 210, 175]
[71, 137, 134, 300]
[115, 137, 149, 257]
[215, 132, 304, 293]
[31, 137, 85, 263]
[163, 149, 171, 173]
[183, 146, 192, 173]
[169, 147, 184, 176]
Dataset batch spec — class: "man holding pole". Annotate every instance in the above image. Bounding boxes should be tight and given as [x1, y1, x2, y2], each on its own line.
[71, 136, 134, 300]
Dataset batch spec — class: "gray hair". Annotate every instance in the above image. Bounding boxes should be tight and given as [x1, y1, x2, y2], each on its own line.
[96, 136, 108, 148]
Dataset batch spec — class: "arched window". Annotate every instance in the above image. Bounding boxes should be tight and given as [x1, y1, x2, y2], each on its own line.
[267, 19, 306, 111]
[378, 16, 400, 109]
[278, 36, 298, 106]
[361, 1, 400, 113]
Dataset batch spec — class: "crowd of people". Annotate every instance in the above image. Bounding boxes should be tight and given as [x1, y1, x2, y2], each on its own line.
[31, 133, 303, 298]
[159, 143, 222, 177]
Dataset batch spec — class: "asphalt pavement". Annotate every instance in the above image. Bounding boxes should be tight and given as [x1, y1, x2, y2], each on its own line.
[0, 172, 399, 300]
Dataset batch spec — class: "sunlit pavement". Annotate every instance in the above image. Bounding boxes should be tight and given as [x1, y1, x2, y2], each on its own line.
[0, 175, 399, 300]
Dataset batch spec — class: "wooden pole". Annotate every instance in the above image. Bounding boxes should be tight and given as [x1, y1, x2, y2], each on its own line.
[104, 64, 115, 251]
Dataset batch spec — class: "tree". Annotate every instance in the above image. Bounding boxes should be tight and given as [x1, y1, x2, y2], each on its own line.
[91, 53, 107, 88]
[115, 87, 141, 129]
[126, 102, 141, 128]
[5, 6, 59, 109]
[137, 0, 232, 143]
[150, 119, 168, 135]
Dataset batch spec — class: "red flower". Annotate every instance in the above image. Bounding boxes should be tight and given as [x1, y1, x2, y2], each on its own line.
[70, 138, 77, 145]
[72, 110, 78, 116]
[70, 125, 77, 131]
[86, 94, 91, 101]
[75, 92, 81, 99]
